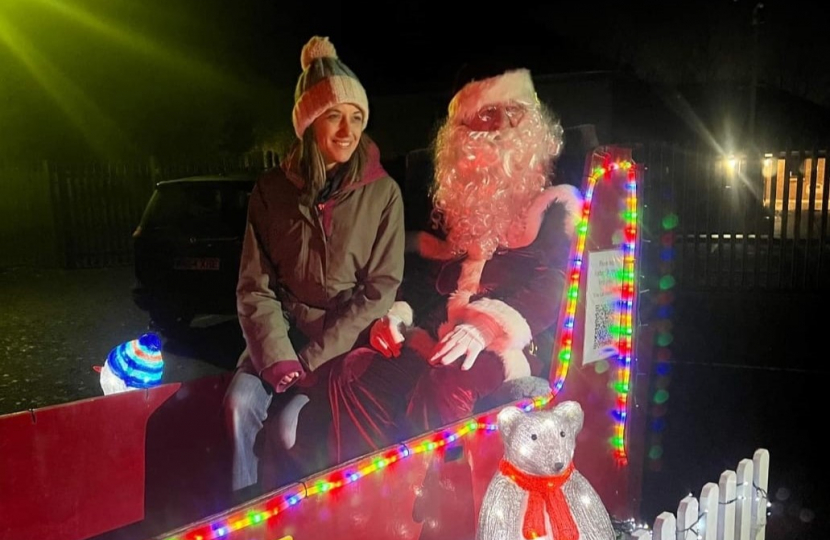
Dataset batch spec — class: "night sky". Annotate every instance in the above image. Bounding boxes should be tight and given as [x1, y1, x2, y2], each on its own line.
[1, 0, 828, 160]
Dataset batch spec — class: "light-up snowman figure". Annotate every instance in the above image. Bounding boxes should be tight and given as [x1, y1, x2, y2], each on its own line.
[96, 333, 164, 395]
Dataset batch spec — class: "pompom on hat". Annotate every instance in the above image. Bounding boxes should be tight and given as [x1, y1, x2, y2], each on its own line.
[447, 58, 539, 125]
[292, 36, 369, 138]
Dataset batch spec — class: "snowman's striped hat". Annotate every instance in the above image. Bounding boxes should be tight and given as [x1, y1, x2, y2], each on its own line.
[106, 333, 164, 389]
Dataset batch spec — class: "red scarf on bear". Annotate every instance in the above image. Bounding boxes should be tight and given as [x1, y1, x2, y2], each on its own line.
[498, 459, 579, 540]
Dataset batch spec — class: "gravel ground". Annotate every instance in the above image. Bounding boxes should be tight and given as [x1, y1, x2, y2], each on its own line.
[0, 265, 237, 416]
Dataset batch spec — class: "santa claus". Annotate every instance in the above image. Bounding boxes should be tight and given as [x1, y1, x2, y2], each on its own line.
[323, 63, 583, 462]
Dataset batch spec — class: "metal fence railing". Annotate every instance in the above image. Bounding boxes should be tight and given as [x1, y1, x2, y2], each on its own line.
[0, 153, 271, 269]
[637, 142, 830, 291]
[3, 144, 829, 291]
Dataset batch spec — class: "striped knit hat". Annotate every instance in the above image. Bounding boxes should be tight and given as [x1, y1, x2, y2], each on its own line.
[105, 333, 164, 389]
[292, 36, 369, 138]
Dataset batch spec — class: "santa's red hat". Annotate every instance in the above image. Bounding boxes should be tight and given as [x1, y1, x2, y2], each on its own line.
[447, 60, 538, 125]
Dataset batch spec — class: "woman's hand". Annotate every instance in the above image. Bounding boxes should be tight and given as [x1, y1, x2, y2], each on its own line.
[370, 315, 405, 358]
[277, 371, 302, 392]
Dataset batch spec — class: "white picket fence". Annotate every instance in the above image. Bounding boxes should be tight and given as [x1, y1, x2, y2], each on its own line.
[632, 449, 770, 540]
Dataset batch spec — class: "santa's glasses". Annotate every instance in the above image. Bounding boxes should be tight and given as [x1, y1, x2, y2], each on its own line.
[465, 101, 530, 132]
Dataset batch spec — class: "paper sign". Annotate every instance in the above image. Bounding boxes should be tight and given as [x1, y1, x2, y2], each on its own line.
[583, 249, 623, 365]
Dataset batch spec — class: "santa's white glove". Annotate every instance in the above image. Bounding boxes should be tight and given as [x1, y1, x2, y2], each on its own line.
[370, 315, 406, 358]
[429, 321, 498, 370]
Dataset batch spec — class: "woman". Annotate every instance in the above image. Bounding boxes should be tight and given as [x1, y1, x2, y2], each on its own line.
[223, 36, 404, 498]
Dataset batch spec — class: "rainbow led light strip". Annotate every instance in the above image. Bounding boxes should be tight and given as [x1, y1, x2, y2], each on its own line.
[551, 159, 637, 463]
[163, 394, 553, 540]
[614, 164, 638, 463]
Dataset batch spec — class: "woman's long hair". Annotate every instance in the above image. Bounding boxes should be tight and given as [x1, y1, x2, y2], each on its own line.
[288, 129, 373, 206]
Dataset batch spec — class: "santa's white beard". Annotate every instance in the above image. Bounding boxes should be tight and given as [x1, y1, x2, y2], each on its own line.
[432, 111, 561, 259]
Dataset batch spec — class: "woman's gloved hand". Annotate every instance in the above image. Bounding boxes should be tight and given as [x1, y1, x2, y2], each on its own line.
[369, 314, 406, 358]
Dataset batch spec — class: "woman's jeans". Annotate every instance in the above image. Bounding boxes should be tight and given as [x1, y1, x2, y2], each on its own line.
[223, 360, 326, 493]
[224, 362, 273, 491]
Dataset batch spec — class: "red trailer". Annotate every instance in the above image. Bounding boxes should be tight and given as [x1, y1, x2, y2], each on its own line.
[0, 144, 651, 540]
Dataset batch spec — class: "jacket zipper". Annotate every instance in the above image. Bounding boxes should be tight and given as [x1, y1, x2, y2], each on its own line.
[314, 202, 328, 297]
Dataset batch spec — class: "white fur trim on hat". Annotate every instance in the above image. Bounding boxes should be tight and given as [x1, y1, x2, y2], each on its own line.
[448, 69, 536, 124]
[292, 75, 369, 138]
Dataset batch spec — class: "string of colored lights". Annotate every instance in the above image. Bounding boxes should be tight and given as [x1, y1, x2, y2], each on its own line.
[550, 159, 637, 463]
[612, 163, 637, 463]
[162, 394, 554, 540]
[550, 165, 596, 392]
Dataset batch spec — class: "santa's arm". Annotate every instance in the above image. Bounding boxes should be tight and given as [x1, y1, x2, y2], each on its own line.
[459, 185, 582, 354]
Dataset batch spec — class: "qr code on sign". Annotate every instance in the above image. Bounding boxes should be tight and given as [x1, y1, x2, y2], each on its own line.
[593, 303, 614, 349]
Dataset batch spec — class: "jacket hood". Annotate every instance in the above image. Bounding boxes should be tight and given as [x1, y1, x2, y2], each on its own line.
[347, 140, 389, 189]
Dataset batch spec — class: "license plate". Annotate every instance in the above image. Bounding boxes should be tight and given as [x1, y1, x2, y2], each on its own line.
[174, 257, 220, 271]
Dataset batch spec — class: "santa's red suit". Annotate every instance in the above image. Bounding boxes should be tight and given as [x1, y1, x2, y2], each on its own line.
[323, 66, 583, 463]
